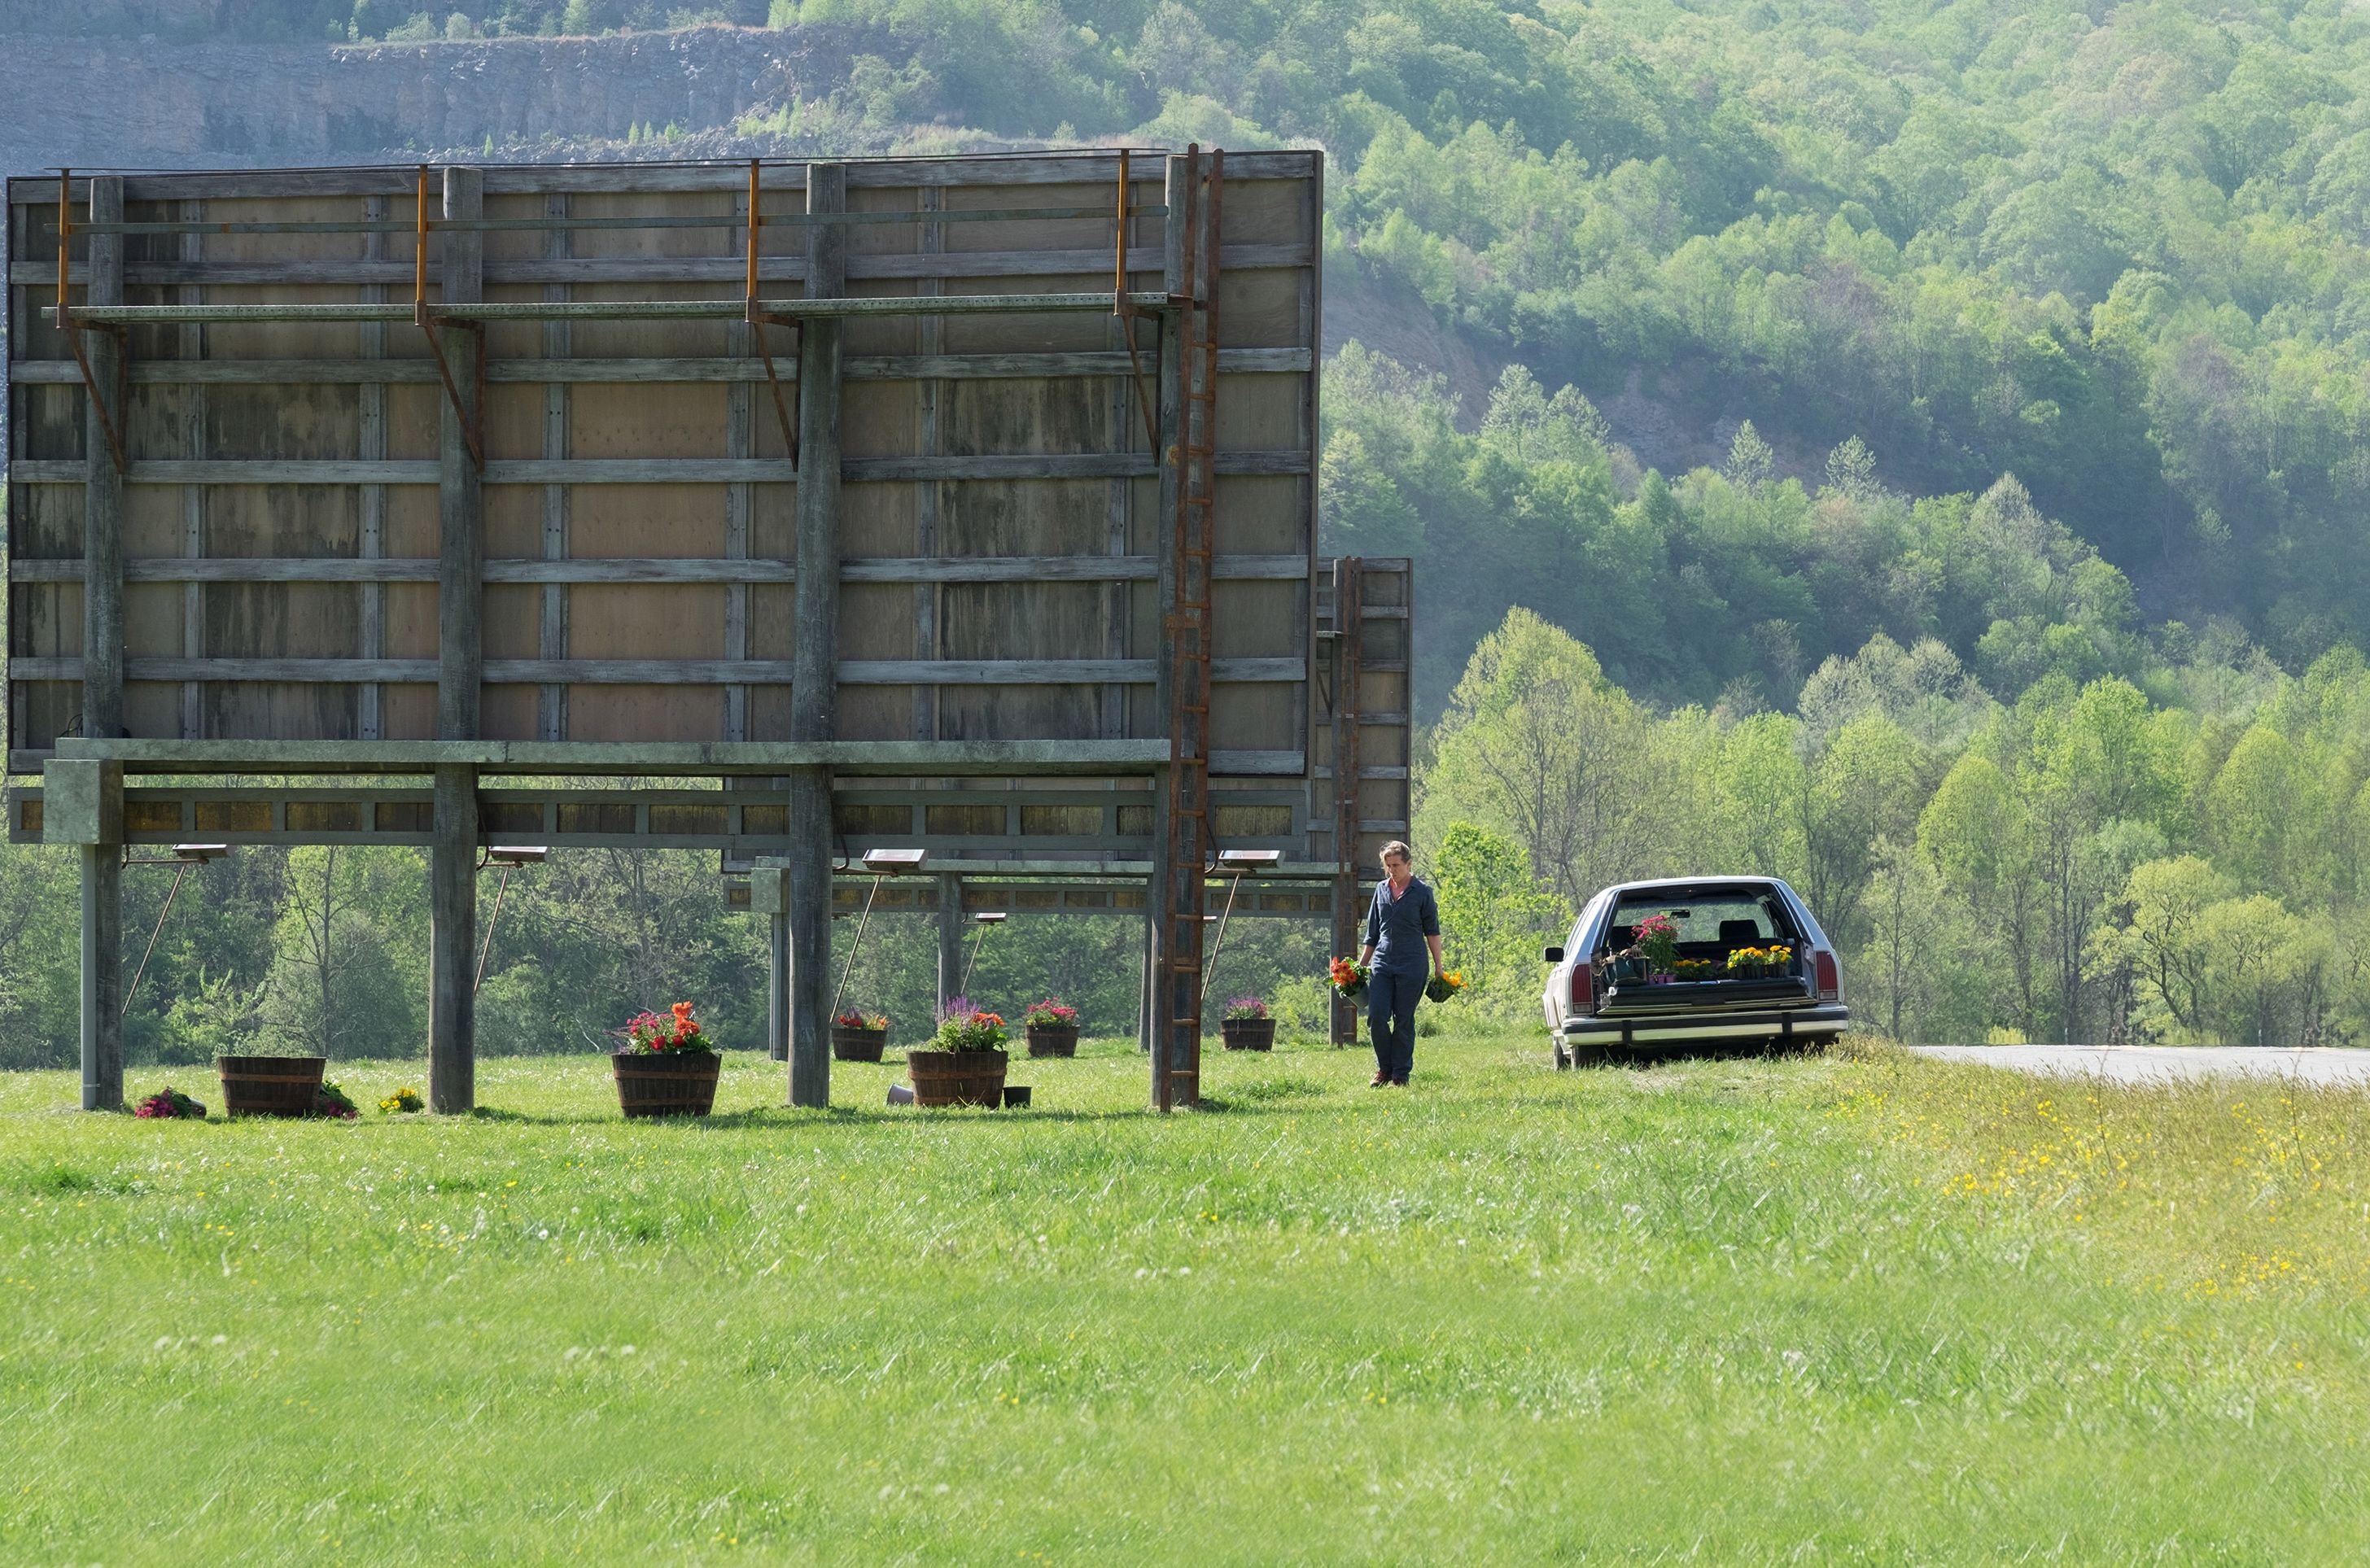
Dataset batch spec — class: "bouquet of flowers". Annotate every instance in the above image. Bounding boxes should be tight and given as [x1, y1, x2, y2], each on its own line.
[1327, 957, 1370, 999]
[623, 1001, 709, 1055]
[834, 1009, 889, 1031]
[1632, 912, 1681, 972]
[1221, 996, 1270, 1021]
[1423, 969, 1467, 1003]
[1023, 998, 1079, 1028]
[379, 1085, 425, 1115]
[934, 998, 1008, 1052]
[314, 1080, 360, 1120]
[134, 1086, 207, 1120]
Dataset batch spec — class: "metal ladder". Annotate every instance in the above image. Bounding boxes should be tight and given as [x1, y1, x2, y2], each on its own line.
[1157, 146, 1222, 1111]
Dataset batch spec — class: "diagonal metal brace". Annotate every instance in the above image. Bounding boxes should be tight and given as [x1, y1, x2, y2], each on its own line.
[410, 164, 484, 472]
[745, 159, 802, 468]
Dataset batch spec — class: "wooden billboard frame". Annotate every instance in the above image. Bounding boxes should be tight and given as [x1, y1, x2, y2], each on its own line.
[6, 151, 1407, 1114]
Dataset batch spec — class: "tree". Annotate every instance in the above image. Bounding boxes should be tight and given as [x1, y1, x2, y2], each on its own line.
[1429, 821, 1571, 1008]
[2100, 856, 2228, 1042]
[1422, 608, 1669, 906]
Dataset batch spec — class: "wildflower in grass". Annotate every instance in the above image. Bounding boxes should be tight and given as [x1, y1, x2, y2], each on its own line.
[378, 1086, 424, 1115]
[314, 1081, 360, 1120]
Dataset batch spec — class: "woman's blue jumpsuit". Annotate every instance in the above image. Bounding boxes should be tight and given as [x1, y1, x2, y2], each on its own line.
[1364, 876, 1439, 1083]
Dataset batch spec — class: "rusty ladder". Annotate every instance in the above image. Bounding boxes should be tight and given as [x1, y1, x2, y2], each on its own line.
[1157, 146, 1223, 1112]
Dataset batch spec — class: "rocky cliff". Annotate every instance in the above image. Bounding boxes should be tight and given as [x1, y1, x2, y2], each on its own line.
[0, 24, 850, 177]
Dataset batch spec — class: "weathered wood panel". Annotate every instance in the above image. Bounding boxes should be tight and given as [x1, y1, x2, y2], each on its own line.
[8, 154, 1322, 767]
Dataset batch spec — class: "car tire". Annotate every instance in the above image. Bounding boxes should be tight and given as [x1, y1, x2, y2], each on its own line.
[1552, 1041, 1571, 1070]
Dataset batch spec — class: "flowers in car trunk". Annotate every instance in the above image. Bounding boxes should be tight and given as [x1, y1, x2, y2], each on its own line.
[934, 998, 1008, 1052]
[1673, 959, 1720, 981]
[1632, 913, 1681, 970]
[623, 1001, 709, 1054]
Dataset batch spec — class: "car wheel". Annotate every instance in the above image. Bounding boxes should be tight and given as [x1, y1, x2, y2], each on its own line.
[1552, 1041, 1570, 1070]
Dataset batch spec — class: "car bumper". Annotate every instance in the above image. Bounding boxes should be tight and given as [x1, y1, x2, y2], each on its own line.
[1559, 1003, 1849, 1046]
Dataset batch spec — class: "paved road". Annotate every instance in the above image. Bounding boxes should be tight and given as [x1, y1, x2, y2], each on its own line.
[1910, 1044, 2370, 1086]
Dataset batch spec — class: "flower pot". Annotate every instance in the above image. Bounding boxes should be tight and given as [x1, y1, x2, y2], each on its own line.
[907, 1048, 1008, 1108]
[1001, 1084, 1033, 1108]
[611, 1050, 720, 1118]
[1024, 1023, 1078, 1058]
[1220, 1018, 1275, 1051]
[831, 1024, 888, 1063]
[216, 1054, 326, 1118]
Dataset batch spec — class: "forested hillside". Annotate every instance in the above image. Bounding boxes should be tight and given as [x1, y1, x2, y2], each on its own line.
[35, 0, 2367, 668]
[8, 0, 2370, 1055]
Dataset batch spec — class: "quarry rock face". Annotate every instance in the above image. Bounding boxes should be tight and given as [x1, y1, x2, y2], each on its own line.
[0, 25, 850, 176]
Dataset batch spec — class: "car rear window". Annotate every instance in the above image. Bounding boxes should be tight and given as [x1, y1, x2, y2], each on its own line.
[1607, 891, 1791, 947]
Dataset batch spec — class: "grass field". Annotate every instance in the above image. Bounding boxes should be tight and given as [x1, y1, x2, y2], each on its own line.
[2, 1034, 2365, 1563]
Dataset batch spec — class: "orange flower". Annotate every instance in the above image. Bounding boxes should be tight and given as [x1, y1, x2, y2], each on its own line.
[671, 1001, 694, 1021]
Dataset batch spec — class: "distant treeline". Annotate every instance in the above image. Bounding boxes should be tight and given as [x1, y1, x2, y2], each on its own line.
[1421, 608, 2370, 1050]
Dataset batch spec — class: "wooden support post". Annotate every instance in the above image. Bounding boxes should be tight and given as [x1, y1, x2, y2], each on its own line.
[431, 168, 483, 1112]
[768, 908, 791, 1063]
[1331, 556, 1363, 1046]
[785, 163, 846, 1109]
[429, 763, 477, 1113]
[1139, 889, 1155, 1053]
[936, 871, 964, 1007]
[81, 177, 126, 1112]
[437, 167, 484, 741]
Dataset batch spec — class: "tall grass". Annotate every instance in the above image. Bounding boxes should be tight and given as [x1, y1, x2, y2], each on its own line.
[0, 1037, 2363, 1561]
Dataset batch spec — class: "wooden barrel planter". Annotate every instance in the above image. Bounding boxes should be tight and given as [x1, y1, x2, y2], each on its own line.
[1221, 1019, 1276, 1052]
[907, 1048, 1008, 1107]
[831, 1025, 889, 1063]
[1024, 1023, 1079, 1058]
[216, 1055, 326, 1118]
[611, 1050, 721, 1118]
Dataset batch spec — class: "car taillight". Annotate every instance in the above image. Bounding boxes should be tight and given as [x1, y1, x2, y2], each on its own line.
[1814, 950, 1839, 1000]
[1570, 963, 1594, 1015]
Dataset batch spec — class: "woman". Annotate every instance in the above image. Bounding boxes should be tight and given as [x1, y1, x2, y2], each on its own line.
[1358, 840, 1444, 1087]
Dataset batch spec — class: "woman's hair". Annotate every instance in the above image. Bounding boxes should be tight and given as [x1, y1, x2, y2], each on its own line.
[1380, 840, 1413, 865]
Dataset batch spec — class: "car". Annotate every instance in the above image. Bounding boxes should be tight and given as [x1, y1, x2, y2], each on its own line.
[1540, 875, 1848, 1067]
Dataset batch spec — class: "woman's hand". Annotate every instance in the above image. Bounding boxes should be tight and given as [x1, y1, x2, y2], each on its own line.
[1358, 946, 1375, 967]
[1426, 933, 1445, 971]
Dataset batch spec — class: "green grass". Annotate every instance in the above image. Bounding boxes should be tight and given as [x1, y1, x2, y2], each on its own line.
[2, 1036, 2365, 1562]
